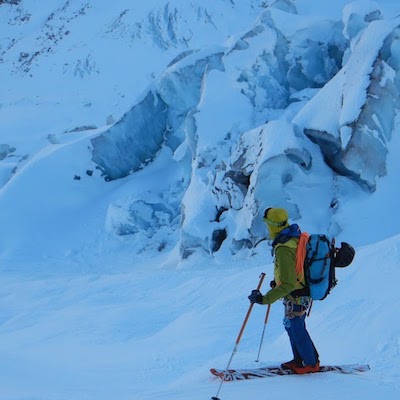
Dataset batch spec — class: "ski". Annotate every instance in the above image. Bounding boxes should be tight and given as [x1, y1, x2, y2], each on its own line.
[210, 364, 370, 380]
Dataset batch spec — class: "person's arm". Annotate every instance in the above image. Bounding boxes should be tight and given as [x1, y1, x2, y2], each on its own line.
[262, 246, 297, 304]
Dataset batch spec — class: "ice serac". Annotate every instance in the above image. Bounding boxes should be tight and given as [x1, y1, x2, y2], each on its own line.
[97, 49, 225, 253]
[105, 189, 182, 253]
[221, 120, 333, 252]
[85, 2, 400, 261]
[178, 8, 349, 259]
[237, 17, 290, 112]
[91, 50, 224, 181]
[294, 15, 400, 191]
[91, 91, 168, 181]
[180, 118, 333, 259]
[341, 22, 400, 189]
[285, 19, 345, 92]
[238, 9, 346, 113]
[229, 122, 307, 243]
[158, 50, 225, 157]
[342, 1, 382, 51]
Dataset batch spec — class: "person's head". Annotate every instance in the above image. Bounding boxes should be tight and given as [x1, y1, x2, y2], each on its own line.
[263, 207, 289, 239]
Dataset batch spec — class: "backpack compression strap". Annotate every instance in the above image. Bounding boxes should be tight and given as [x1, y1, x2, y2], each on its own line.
[295, 232, 310, 281]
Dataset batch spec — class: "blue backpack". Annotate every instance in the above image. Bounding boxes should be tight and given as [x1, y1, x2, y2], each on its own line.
[302, 234, 355, 300]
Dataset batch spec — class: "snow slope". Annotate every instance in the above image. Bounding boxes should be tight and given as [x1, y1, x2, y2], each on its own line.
[0, 234, 399, 400]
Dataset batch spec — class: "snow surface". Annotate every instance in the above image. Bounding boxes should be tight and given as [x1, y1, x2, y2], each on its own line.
[1, 1, 400, 399]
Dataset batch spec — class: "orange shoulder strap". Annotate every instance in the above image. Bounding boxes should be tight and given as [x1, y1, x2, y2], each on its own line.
[295, 232, 310, 280]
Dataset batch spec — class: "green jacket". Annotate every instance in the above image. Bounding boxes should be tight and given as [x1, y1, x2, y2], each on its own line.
[262, 238, 307, 305]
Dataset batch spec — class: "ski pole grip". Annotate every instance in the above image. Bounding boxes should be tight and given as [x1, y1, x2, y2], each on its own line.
[235, 272, 266, 345]
[256, 272, 266, 291]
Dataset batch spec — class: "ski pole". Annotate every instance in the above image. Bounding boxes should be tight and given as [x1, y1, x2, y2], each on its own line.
[255, 303, 271, 362]
[211, 272, 266, 400]
[307, 299, 313, 317]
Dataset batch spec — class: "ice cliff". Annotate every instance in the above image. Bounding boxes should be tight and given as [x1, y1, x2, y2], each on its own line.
[95, 1, 400, 259]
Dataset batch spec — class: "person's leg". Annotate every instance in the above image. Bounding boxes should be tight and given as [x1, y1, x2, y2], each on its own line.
[288, 314, 318, 366]
[284, 317, 302, 362]
[283, 301, 303, 365]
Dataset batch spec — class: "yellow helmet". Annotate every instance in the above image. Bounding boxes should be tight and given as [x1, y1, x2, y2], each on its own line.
[263, 208, 289, 239]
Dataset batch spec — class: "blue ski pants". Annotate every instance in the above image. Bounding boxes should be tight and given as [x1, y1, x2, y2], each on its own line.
[283, 301, 319, 366]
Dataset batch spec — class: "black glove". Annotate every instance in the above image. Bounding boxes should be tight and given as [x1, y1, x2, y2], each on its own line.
[248, 289, 263, 304]
[270, 280, 276, 288]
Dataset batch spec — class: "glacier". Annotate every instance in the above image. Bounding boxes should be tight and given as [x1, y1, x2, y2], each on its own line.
[89, 1, 400, 259]
[0, 0, 400, 264]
